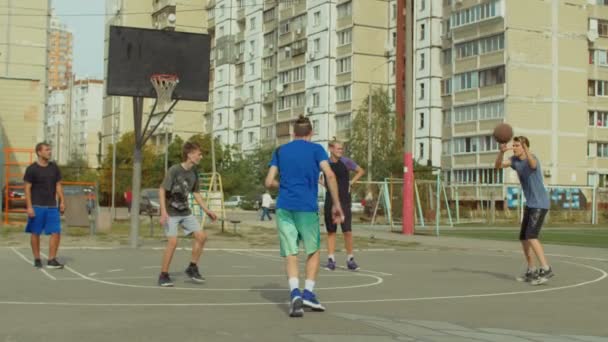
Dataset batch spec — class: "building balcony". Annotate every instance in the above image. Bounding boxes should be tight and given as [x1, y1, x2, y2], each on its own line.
[234, 119, 243, 130]
[208, 16, 215, 28]
[205, 0, 215, 10]
[260, 138, 275, 148]
[237, 7, 246, 22]
[236, 31, 244, 42]
[262, 67, 275, 79]
[234, 97, 244, 109]
[263, 90, 276, 104]
[263, 114, 275, 125]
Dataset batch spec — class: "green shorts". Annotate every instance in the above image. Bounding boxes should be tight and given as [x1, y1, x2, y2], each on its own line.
[276, 209, 321, 257]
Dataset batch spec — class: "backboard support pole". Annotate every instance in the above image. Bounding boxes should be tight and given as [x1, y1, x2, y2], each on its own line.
[129, 97, 179, 248]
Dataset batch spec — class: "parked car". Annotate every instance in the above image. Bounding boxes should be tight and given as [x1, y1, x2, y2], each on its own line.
[140, 188, 161, 215]
[2, 181, 26, 210]
[224, 195, 245, 208]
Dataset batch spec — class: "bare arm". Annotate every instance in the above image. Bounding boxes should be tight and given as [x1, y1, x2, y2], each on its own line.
[193, 192, 217, 221]
[495, 144, 512, 169]
[25, 182, 34, 217]
[350, 166, 365, 186]
[320, 161, 342, 211]
[56, 182, 65, 213]
[264, 166, 280, 189]
[159, 187, 168, 224]
[523, 145, 537, 170]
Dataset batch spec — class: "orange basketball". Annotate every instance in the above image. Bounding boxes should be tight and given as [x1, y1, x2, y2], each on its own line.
[493, 123, 513, 144]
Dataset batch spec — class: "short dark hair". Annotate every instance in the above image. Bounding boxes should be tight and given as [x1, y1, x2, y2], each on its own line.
[182, 141, 201, 161]
[35, 142, 50, 156]
[293, 115, 312, 137]
[513, 136, 530, 148]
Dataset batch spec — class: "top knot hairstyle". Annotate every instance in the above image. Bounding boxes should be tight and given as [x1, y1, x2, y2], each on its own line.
[328, 136, 343, 148]
[293, 115, 313, 137]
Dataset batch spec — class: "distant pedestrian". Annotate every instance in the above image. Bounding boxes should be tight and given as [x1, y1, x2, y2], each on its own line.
[261, 190, 273, 221]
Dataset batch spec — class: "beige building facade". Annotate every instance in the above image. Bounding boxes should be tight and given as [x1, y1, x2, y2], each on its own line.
[435, 0, 607, 188]
[0, 0, 49, 166]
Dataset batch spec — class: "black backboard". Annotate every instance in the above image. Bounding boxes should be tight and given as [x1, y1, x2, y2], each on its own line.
[106, 26, 211, 101]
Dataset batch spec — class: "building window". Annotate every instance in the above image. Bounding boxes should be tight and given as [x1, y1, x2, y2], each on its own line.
[248, 85, 254, 98]
[313, 65, 320, 80]
[419, 112, 424, 129]
[420, 24, 425, 40]
[217, 112, 222, 125]
[479, 34, 505, 54]
[478, 65, 505, 87]
[336, 85, 351, 102]
[451, 0, 501, 29]
[420, 52, 425, 70]
[441, 79, 452, 95]
[442, 49, 452, 65]
[337, 1, 352, 18]
[279, 20, 290, 34]
[313, 38, 321, 53]
[598, 143, 608, 157]
[589, 111, 608, 127]
[249, 17, 256, 30]
[419, 143, 424, 160]
[599, 20, 608, 37]
[313, 92, 320, 107]
[454, 104, 477, 122]
[442, 110, 452, 127]
[249, 62, 255, 75]
[248, 132, 255, 143]
[454, 71, 478, 91]
[420, 0, 426, 11]
[312, 120, 319, 135]
[338, 28, 352, 45]
[419, 83, 425, 99]
[337, 57, 352, 74]
[248, 108, 254, 121]
[313, 11, 320, 26]
[392, 3, 397, 20]
[336, 113, 351, 131]
[263, 8, 275, 22]
[590, 80, 608, 96]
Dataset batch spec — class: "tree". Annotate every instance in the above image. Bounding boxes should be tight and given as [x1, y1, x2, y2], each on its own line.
[98, 132, 159, 204]
[60, 153, 98, 182]
[350, 88, 402, 181]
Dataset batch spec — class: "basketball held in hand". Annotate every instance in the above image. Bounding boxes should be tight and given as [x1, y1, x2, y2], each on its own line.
[493, 123, 513, 144]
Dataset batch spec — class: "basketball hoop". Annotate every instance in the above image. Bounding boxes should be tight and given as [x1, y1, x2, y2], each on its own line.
[150, 74, 179, 112]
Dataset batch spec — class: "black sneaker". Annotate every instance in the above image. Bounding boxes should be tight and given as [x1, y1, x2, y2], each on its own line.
[516, 269, 537, 283]
[531, 267, 554, 286]
[185, 264, 205, 283]
[34, 259, 42, 268]
[158, 273, 174, 287]
[46, 259, 64, 269]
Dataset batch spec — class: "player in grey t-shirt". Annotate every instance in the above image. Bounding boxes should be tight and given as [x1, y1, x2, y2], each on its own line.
[157, 141, 217, 287]
[495, 136, 553, 285]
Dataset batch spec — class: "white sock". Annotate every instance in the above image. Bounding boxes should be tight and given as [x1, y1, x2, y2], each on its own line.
[288, 277, 299, 292]
[328, 254, 335, 261]
[347, 254, 354, 261]
[541, 265, 551, 271]
[304, 279, 315, 292]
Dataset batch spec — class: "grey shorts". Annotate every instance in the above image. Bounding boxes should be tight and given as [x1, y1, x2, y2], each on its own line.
[164, 215, 202, 237]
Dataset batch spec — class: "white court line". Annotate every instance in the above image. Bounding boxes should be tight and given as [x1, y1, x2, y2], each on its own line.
[79, 274, 371, 281]
[10, 247, 56, 281]
[0, 252, 606, 307]
[0, 260, 605, 307]
[106, 269, 124, 273]
[54, 263, 384, 291]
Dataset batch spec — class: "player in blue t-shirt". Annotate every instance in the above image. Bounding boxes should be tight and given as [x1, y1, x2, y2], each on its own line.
[495, 136, 553, 285]
[265, 115, 344, 318]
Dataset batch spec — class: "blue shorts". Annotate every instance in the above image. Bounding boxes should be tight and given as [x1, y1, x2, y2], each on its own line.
[25, 207, 61, 235]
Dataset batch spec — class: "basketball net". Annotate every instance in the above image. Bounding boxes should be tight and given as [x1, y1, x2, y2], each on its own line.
[150, 74, 179, 113]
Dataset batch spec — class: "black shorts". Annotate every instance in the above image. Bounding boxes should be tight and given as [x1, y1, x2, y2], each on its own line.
[324, 202, 352, 233]
[519, 207, 548, 240]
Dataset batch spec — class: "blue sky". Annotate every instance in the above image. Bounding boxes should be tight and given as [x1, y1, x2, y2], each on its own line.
[52, 0, 105, 79]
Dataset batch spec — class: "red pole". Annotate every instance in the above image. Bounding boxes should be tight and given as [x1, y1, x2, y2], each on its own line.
[398, 0, 414, 235]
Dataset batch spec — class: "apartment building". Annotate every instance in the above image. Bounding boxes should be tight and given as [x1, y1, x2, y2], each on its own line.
[72, 79, 104, 168]
[206, 0, 396, 153]
[433, 0, 608, 188]
[0, 0, 49, 161]
[102, 0, 207, 158]
[46, 88, 71, 165]
[48, 15, 73, 90]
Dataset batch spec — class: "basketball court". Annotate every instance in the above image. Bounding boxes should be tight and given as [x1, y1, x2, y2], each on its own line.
[1, 239, 607, 341]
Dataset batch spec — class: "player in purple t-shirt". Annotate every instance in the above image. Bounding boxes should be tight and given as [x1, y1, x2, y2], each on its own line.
[320, 138, 365, 271]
